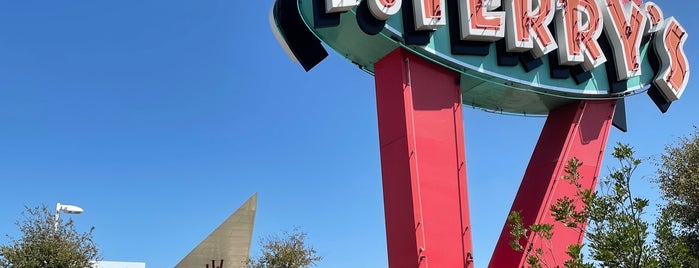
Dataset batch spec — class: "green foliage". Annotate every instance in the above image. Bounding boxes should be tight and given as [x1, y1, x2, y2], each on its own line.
[508, 158, 592, 268]
[655, 127, 699, 266]
[654, 208, 698, 267]
[584, 143, 657, 267]
[507, 143, 696, 268]
[551, 158, 593, 230]
[507, 211, 553, 268]
[507, 210, 554, 268]
[506, 211, 527, 252]
[247, 228, 322, 268]
[563, 244, 593, 268]
[0, 205, 100, 268]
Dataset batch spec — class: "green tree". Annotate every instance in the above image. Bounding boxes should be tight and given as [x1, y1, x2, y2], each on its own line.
[655, 127, 699, 266]
[0, 205, 101, 268]
[583, 143, 657, 267]
[247, 227, 322, 268]
[654, 208, 697, 267]
[509, 143, 691, 267]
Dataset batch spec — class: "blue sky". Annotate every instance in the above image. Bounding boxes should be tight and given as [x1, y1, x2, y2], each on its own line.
[0, 1, 695, 267]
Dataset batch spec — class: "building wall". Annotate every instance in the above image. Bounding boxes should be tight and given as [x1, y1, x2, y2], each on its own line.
[94, 261, 146, 268]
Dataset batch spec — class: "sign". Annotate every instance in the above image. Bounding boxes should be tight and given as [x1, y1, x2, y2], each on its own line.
[270, 1, 689, 267]
[271, 0, 688, 114]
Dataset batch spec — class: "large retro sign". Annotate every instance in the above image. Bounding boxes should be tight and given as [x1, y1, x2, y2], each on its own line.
[271, 0, 688, 114]
[270, 0, 688, 267]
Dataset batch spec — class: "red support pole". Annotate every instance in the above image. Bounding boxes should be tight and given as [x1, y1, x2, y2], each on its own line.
[489, 100, 617, 267]
[374, 48, 474, 268]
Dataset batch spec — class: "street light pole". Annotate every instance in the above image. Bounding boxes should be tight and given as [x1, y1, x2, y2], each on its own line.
[54, 202, 84, 231]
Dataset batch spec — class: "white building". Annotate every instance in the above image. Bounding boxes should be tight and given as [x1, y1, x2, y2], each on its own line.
[94, 261, 146, 268]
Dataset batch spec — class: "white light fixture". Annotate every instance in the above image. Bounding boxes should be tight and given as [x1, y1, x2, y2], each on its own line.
[54, 202, 84, 230]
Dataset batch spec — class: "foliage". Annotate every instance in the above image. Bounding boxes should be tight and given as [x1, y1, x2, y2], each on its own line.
[507, 210, 556, 268]
[247, 227, 322, 268]
[583, 143, 657, 267]
[0, 205, 100, 268]
[655, 127, 699, 266]
[507, 143, 687, 268]
[508, 157, 595, 268]
[654, 208, 697, 267]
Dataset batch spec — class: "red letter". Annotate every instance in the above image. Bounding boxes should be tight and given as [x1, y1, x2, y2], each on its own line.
[600, 0, 647, 80]
[653, 17, 689, 102]
[505, 0, 558, 58]
[642, 2, 664, 34]
[555, 0, 606, 70]
[460, 0, 506, 41]
[413, 0, 446, 30]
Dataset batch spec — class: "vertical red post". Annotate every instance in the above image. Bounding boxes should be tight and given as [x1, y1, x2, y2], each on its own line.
[489, 100, 617, 267]
[374, 48, 474, 268]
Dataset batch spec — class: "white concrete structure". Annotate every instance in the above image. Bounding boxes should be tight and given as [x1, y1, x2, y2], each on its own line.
[175, 193, 257, 268]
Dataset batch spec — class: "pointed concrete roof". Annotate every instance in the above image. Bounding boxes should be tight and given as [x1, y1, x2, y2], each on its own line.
[175, 193, 257, 268]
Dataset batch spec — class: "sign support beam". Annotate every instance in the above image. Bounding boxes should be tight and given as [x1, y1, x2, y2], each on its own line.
[489, 100, 616, 267]
[374, 48, 474, 268]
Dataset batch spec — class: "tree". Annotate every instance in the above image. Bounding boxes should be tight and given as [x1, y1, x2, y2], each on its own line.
[655, 127, 699, 266]
[582, 144, 657, 267]
[0, 205, 100, 268]
[247, 227, 322, 268]
[509, 143, 693, 267]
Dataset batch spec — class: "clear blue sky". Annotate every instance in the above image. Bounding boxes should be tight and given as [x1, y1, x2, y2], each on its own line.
[0, 1, 695, 267]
